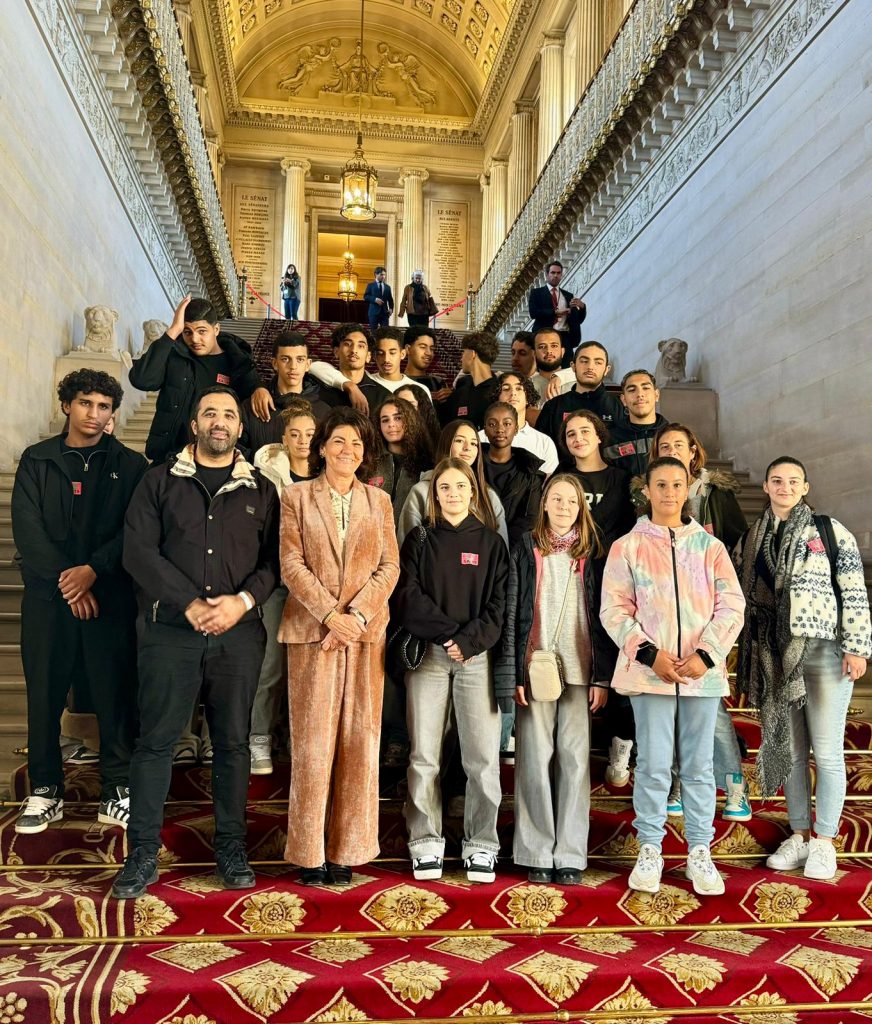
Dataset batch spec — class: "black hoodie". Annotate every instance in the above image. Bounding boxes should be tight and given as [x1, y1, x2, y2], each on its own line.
[390, 514, 509, 660]
[241, 373, 331, 451]
[602, 413, 669, 477]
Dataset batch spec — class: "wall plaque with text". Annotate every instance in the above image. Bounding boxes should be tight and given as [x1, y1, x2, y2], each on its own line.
[427, 200, 469, 326]
[231, 185, 277, 318]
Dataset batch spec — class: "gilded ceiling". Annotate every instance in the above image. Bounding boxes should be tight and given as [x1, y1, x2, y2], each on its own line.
[209, 0, 515, 124]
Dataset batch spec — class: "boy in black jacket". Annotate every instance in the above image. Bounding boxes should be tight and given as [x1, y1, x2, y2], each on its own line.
[130, 295, 272, 463]
[12, 370, 147, 833]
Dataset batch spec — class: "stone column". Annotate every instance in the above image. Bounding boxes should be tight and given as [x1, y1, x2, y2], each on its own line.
[537, 31, 565, 171]
[398, 167, 429, 300]
[578, 0, 604, 92]
[280, 157, 311, 316]
[488, 158, 508, 258]
[174, 0, 194, 61]
[479, 172, 491, 276]
[507, 101, 535, 223]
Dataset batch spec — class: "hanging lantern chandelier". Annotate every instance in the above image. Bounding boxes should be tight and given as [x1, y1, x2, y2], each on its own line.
[337, 243, 358, 301]
[340, 0, 378, 220]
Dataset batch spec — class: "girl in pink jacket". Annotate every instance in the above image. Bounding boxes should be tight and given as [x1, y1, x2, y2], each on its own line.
[600, 457, 745, 896]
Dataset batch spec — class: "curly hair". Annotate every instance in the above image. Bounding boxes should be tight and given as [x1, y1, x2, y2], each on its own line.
[331, 322, 373, 351]
[57, 369, 123, 411]
[461, 331, 499, 366]
[279, 398, 316, 427]
[394, 383, 441, 441]
[491, 371, 540, 412]
[307, 406, 378, 480]
[557, 409, 610, 465]
[372, 395, 434, 478]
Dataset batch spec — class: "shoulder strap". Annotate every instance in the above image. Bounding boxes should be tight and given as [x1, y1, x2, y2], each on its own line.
[814, 514, 842, 617]
[547, 559, 576, 651]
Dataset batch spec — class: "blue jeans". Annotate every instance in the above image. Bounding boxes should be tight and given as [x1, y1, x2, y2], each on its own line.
[283, 297, 300, 319]
[630, 692, 721, 850]
[784, 639, 853, 838]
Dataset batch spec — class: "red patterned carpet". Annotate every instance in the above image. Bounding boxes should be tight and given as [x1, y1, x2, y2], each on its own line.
[1, 712, 871, 1022]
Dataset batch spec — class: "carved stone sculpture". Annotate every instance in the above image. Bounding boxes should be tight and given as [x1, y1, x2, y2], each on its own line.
[142, 319, 168, 352]
[655, 338, 698, 385]
[278, 38, 340, 95]
[323, 42, 389, 98]
[81, 306, 120, 355]
[377, 44, 436, 108]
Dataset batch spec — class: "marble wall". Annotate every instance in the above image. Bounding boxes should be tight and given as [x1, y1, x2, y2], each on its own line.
[578, 1, 872, 551]
[0, 10, 176, 469]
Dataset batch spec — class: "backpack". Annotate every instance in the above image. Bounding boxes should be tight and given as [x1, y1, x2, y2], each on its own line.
[814, 514, 842, 618]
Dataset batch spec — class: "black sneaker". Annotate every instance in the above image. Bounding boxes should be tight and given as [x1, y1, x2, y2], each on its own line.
[112, 848, 159, 899]
[464, 851, 497, 883]
[215, 842, 256, 890]
[97, 786, 130, 829]
[15, 786, 64, 834]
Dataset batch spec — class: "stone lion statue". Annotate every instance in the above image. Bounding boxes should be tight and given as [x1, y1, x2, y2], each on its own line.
[142, 319, 168, 352]
[82, 305, 119, 355]
[654, 337, 698, 385]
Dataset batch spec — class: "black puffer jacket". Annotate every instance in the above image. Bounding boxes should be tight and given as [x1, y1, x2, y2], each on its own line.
[129, 331, 262, 463]
[494, 532, 617, 711]
[482, 445, 546, 549]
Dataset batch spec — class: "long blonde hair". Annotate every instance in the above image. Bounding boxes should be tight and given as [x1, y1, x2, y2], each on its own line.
[532, 473, 603, 559]
[426, 457, 481, 527]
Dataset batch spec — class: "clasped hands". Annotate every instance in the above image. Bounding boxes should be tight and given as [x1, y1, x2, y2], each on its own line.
[185, 595, 249, 636]
[59, 564, 98, 620]
[652, 650, 708, 684]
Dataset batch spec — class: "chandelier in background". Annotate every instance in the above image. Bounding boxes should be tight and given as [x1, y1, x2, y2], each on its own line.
[337, 241, 358, 301]
[339, 0, 378, 220]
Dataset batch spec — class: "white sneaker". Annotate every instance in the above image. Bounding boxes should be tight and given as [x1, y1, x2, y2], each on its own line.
[803, 837, 837, 880]
[628, 844, 663, 893]
[766, 833, 809, 871]
[15, 787, 64, 834]
[685, 845, 725, 895]
[605, 737, 633, 787]
[412, 856, 443, 881]
[722, 772, 752, 822]
[464, 851, 496, 883]
[249, 735, 273, 776]
[97, 786, 130, 829]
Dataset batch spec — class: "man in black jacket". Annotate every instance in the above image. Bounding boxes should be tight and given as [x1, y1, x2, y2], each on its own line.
[438, 331, 499, 428]
[113, 386, 279, 899]
[129, 295, 272, 463]
[534, 341, 623, 443]
[12, 369, 146, 834]
[602, 369, 668, 477]
[241, 329, 330, 452]
[481, 402, 546, 549]
[528, 261, 587, 367]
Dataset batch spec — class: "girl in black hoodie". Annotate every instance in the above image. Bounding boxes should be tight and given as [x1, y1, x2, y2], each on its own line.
[391, 457, 509, 885]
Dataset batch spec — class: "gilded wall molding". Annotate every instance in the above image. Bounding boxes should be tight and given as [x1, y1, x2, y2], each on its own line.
[25, 0, 197, 303]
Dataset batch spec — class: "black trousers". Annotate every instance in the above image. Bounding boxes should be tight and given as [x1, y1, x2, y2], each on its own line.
[127, 618, 265, 856]
[21, 588, 137, 800]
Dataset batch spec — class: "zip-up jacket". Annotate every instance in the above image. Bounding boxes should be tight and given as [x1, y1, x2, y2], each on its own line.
[129, 331, 263, 463]
[123, 445, 279, 627]
[12, 434, 147, 599]
[602, 413, 669, 477]
[483, 445, 546, 548]
[600, 516, 745, 697]
[495, 532, 617, 710]
[390, 514, 509, 661]
[241, 373, 331, 451]
[534, 384, 623, 443]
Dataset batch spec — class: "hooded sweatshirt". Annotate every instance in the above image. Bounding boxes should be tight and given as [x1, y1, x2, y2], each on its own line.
[603, 413, 669, 477]
[390, 513, 509, 660]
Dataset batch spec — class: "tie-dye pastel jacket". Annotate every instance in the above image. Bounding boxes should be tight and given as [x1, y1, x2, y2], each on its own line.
[600, 516, 746, 696]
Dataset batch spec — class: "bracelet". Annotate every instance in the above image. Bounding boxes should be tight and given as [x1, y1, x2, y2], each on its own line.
[237, 591, 254, 612]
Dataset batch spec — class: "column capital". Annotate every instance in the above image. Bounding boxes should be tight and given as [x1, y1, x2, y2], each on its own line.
[280, 157, 311, 176]
[488, 157, 508, 172]
[190, 70, 207, 89]
[539, 29, 565, 50]
[513, 99, 536, 116]
[398, 167, 430, 186]
[479, 172, 490, 190]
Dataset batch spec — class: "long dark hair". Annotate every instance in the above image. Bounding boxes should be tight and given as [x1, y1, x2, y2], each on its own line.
[372, 396, 433, 478]
[308, 407, 378, 480]
[642, 456, 691, 522]
[435, 420, 498, 532]
[395, 383, 441, 441]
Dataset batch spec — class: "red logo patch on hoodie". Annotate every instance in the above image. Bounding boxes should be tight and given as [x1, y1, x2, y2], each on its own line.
[216, 373, 231, 385]
[457, 406, 468, 416]
[461, 552, 479, 566]
[72, 481, 82, 496]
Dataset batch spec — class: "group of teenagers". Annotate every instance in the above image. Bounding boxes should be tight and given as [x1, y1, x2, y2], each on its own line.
[11, 294, 870, 903]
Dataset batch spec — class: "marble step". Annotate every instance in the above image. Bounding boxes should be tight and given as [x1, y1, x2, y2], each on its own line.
[0, 615, 19, 645]
[0, 680, 25, 716]
[0, 587, 22, 614]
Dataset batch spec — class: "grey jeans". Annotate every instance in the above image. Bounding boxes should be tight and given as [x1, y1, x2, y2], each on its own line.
[405, 643, 501, 859]
[514, 684, 592, 870]
[249, 587, 288, 739]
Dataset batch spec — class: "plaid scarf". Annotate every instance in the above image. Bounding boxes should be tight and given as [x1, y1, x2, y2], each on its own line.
[738, 502, 812, 795]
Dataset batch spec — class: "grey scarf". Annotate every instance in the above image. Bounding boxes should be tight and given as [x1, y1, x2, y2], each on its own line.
[737, 502, 812, 795]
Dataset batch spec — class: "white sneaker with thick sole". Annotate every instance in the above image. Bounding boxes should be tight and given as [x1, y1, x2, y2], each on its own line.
[722, 772, 752, 822]
[15, 787, 64, 834]
[685, 845, 725, 895]
[628, 844, 663, 893]
[605, 737, 633, 787]
[412, 856, 444, 881]
[97, 786, 130, 829]
[766, 834, 809, 871]
[803, 837, 837, 880]
[249, 736, 273, 776]
[464, 851, 496, 883]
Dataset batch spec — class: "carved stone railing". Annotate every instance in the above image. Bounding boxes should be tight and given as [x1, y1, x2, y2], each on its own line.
[474, 0, 705, 330]
[110, 0, 238, 314]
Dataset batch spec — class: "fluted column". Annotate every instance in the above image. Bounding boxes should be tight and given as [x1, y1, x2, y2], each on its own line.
[507, 101, 535, 223]
[537, 31, 565, 171]
[488, 158, 508, 258]
[578, 0, 604, 92]
[479, 172, 492, 276]
[398, 167, 429, 301]
[280, 157, 311, 315]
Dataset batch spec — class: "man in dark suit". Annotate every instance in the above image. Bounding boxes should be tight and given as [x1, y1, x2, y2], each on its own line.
[528, 261, 586, 367]
[364, 267, 393, 332]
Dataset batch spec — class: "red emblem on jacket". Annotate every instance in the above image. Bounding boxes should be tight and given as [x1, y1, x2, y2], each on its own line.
[807, 537, 826, 554]
[457, 406, 468, 416]
[617, 442, 636, 456]
[461, 552, 479, 566]
[216, 373, 231, 385]
[72, 481, 82, 496]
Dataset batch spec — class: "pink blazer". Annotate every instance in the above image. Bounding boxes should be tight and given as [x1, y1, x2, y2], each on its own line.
[278, 474, 400, 644]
